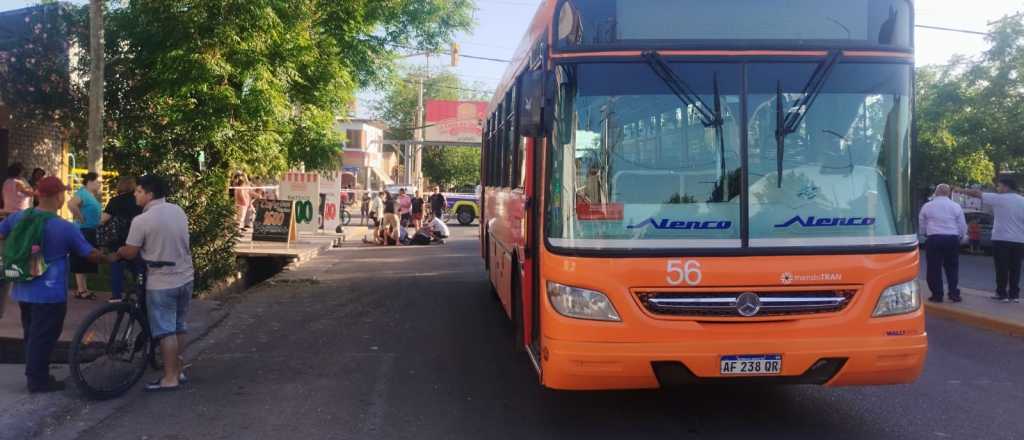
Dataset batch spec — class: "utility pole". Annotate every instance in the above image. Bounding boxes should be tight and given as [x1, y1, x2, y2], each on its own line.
[87, 0, 105, 174]
[412, 55, 429, 191]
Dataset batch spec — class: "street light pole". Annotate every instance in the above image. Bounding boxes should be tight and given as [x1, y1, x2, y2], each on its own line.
[414, 55, 429, 191]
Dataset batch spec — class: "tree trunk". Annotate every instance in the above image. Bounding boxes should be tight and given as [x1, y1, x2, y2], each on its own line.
[87, 0, 105, 174]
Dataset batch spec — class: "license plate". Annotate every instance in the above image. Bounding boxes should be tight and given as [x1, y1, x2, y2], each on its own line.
[720, 354, 782, 375]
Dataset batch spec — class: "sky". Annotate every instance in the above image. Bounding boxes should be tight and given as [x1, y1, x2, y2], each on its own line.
[2, 0, 1022, 117]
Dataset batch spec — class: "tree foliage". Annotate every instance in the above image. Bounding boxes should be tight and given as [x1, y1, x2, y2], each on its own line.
[85, 0, 471, 290]
[0, 3, 86, 129]
[422, 146, 480, 189]
[914, 16, 1024, 191]
[374, 66, 489, 188]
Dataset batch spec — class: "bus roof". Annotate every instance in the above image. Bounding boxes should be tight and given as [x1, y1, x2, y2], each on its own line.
[486, 0, 915, 115]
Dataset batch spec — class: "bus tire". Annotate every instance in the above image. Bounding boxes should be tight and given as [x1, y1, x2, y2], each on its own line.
[511, 260, 524, 352]
[457, 206, 476, 225]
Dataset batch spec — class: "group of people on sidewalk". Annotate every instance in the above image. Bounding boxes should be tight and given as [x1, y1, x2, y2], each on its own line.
[1, 164, 106, 300]
[0, 174, 194, 394]
[364, 186, 449, 246]
[918, 177, 1024, 303]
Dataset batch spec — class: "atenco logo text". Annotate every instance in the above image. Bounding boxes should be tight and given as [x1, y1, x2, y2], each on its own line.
[627, 218, 732, 230]
[774, 216, 876, 228]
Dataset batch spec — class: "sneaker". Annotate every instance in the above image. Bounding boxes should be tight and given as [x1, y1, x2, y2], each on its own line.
[950, 296, 963, 303]
[1003, 298, 1011, 303]
[927, 297, 943, 303]
[991, 295, 1008, 301]
[1014, 299, 1021, 304]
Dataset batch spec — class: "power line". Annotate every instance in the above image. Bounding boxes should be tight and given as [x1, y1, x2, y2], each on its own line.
[916, 24, 989, 36]
[400, 79, 493, 95]
[460, 53, 512, 63]
[475, 0, 540, 7]
[389, 43, 511, 63]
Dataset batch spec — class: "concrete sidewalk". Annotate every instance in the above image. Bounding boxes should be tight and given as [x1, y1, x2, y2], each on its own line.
[921, 283, 1024, 337]
[0, 292, 229, 440]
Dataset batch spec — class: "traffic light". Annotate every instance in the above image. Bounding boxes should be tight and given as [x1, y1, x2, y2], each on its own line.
[450, 42, 460, 67]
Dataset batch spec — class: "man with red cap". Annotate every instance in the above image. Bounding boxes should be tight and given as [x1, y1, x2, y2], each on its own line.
[0, 176, 107, 393]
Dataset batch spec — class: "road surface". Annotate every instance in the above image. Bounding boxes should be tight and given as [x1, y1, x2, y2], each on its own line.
[39, 227, 1024, 440]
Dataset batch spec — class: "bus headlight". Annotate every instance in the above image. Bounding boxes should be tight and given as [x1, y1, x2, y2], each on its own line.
[872, 280, 921, 317]
[547, 282, 621, 322]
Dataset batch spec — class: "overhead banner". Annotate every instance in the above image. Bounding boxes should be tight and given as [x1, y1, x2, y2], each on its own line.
[280, 171, 321, 234]
[424, 100, 487, 144]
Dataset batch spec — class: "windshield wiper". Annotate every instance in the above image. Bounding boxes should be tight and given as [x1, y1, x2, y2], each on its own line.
[642, 51, 728, 201]
[774, 50, 842, 188]
[642, 51, 720, 128]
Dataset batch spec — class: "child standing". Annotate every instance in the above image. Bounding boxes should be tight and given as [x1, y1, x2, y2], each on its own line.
[968, 219, 982, 254]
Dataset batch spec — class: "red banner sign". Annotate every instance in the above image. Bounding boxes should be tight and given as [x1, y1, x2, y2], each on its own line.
[425, 100, 487, 144]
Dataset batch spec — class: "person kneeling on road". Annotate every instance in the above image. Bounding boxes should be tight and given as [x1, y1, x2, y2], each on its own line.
[426, 213, 449, 243]
[111, 175, 195, 392]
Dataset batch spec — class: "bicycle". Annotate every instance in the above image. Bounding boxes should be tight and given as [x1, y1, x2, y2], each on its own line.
[340, 207, 352, 226]
[68, 273, 160, 400]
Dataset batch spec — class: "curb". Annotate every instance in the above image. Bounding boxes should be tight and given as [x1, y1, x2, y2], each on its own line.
[924, 301, 1024, 337]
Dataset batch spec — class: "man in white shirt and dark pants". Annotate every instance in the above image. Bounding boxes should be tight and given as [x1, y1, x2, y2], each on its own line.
[919, 184, 967, 303]
[958, 177, 1024, 303]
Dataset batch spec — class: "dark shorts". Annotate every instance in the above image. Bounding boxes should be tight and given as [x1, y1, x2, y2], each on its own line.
[71, 228, 98, 274]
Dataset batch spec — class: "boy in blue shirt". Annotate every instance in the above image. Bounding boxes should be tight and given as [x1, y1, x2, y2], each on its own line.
[0, 177, 107, 393]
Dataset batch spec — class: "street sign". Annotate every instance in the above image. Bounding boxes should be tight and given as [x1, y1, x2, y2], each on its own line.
[252, 199, 297, 243]
[320, 171, 342, 232]
[280, 172, 321, 234]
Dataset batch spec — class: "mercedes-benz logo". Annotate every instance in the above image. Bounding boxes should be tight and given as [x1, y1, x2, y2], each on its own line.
[735, 292, 762, 317]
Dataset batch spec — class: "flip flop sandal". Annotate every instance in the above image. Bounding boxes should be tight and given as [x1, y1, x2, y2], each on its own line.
[73, 291, 96, 300]
[144, 380, 180, 392]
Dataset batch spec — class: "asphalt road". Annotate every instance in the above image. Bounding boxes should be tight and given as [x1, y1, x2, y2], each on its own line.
[38, 227, 1024, 440]
[918, 251, 1000, 293]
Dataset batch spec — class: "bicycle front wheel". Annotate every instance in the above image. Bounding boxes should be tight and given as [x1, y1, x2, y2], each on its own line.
[69, 303, 152, 400]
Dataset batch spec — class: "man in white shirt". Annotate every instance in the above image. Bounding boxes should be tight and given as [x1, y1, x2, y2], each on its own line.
[958, 177, 1024, 303]
[919, 184, 967, 303]
[113, 175, 195, 391]
[427, 213, 450, 243]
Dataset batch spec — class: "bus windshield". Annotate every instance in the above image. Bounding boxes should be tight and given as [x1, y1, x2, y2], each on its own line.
[546, 61, 914, 251]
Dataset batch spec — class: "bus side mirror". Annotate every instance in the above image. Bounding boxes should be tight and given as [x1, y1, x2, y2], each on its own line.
[519, 69, 545, 138]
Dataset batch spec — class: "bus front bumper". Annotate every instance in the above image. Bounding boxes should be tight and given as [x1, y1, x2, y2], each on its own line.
[540, 334, 927, 390]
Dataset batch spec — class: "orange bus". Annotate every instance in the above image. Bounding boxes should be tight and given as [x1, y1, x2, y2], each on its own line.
[481, 0, 925, 390]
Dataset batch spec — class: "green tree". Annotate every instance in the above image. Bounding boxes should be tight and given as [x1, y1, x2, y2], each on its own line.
[422, 146, 480, 189]
[374, 66, 489, 188]
[914, 64, 994, 191]
[93, 0, 473, 290]
[958, 18, 1024, 177]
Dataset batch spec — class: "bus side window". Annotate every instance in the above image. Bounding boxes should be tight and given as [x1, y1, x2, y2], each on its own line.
[509, 84, 519, 188]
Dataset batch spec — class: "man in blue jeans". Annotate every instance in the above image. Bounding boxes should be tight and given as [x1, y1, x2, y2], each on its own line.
[112, 175, 195, 392]
[0, 177, 107, 393]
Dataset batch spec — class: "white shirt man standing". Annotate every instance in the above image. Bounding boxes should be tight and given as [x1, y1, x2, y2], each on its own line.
[959, 177, 1024, 303]
[919, 184, 967, 303]
[113, 175, 195, 391]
